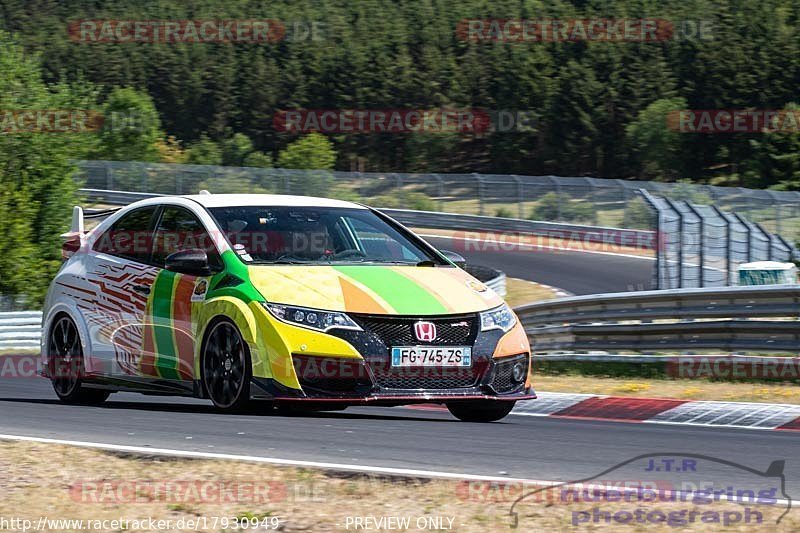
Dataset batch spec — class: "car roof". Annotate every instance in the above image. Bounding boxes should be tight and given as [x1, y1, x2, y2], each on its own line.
[181, 193, 367, 209]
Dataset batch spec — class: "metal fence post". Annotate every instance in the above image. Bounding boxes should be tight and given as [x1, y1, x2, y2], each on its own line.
[758, 223, 776, 261]
[665, 198, 685, 288]
[685, 202, 705, 287]
[712, 205, 732, 285]
[432, 174, 444, 211]
[105, 162, 113, 190]
[734, 213, 752, 262]
[547, 176, 562, 222]
[475, 174, 484, 215]
[765, 190, 783, 237]
[513, 175, 523, 218]
[140, 162, 148, 192]
[639, 189, 662, 290]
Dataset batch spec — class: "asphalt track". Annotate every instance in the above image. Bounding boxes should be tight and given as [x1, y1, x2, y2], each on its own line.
[422, 235, 654, 295]
[1, 379, 798, 498]
[0, 240, 796, 501]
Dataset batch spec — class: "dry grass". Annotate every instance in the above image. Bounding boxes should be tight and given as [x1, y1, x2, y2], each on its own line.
[504, 278, 560, 308]
[0, 441, 791, 532]
[533, 374, 800, 404]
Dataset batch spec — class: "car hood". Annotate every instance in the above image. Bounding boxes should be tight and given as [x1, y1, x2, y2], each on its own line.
[247, 264, 504, 315]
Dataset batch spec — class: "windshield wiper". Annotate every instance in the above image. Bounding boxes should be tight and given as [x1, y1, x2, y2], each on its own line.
[415, 260, 438, 267]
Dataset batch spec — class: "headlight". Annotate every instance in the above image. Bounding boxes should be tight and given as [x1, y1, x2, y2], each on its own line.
[261, 303, 362, 332]
[480, 303, 517, 333]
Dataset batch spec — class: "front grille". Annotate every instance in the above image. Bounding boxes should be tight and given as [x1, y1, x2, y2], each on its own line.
[375, 375, 478, 389]
[352, 314, 478, 346]
[492, 354, 528, 393]
[367, 359, 487, 390]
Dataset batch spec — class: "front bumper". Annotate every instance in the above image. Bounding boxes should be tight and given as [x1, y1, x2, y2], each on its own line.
[250, 375, 536, 405]
[253, 311, 533, 403]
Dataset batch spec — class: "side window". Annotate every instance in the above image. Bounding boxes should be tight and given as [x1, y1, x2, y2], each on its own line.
[151, 206, 222, 269]
[93, 207, 158, 263]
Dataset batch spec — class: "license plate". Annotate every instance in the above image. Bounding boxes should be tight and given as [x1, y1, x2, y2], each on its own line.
[391, 346, 472, 367]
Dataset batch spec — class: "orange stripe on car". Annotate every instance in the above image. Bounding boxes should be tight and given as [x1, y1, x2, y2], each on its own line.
[338, 276, 391, 314]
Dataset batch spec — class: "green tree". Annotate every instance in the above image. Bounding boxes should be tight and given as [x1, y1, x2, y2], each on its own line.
[221, 133, 255, 167]
[0, 32, 97, 304]
[276, 133, 337, 196]
[185, 134, 222, 166]
[243, 151, 273, 168]
[93, 87, 161, 162]
[277, 133, 336, 170]
[625, 98, 688, 180]
[743, 104, 800, 190]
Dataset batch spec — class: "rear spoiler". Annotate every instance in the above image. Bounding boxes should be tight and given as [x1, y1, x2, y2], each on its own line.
[59, 206, 121, 260]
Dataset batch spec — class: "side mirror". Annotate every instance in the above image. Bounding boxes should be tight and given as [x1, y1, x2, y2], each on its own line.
[165, 249, 214, 277]
[440, 249, 467, 269]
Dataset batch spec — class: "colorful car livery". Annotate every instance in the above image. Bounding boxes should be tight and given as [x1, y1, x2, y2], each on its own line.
[43, 193, 534, 422]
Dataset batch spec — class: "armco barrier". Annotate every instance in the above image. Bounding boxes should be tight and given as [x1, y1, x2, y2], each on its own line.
[0, 311, 43, 350]
[518, 285, 800, 354]
[7, 284, 795, 356]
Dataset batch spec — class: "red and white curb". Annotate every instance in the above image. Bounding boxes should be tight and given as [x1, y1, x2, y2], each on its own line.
[510, 392, 800, 431]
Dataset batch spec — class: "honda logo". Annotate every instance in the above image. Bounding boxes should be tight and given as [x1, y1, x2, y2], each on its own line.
[413, 321, 437, 342]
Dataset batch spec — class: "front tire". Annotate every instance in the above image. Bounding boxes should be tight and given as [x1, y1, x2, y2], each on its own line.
[47, 315, 109, 405]
[446, 400, 516, 422]
[201, 319, 252, 412]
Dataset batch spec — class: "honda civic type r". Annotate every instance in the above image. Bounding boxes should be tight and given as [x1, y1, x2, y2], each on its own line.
[43, 194, 534, 422]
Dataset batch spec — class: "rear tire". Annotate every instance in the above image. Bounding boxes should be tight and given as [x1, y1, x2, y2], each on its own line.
[201, 319, 252, 412]
[48, 315, 110, 405]
[446, 400, 516, 422]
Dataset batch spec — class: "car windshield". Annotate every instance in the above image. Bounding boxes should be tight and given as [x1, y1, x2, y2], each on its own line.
[208, 206, 445, 265]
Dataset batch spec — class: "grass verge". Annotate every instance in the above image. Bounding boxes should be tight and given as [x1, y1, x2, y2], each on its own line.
[0, 441, 791, 532]
[504, 277, 560, 307]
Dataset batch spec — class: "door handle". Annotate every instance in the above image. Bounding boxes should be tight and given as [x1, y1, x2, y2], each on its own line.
[133, 284, 151, 295]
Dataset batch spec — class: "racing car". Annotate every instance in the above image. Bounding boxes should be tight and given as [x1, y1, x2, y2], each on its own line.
[43, 193, 534, 421]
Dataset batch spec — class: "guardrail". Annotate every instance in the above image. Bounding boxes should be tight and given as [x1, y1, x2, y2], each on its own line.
[80, 188, 656, 250]
[5, 285, 794, 355]
[0, 312, 42, 350]
[517, 285, 800, 353]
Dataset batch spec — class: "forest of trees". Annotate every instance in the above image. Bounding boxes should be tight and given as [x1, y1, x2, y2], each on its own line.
[1, 0, 799, 189]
